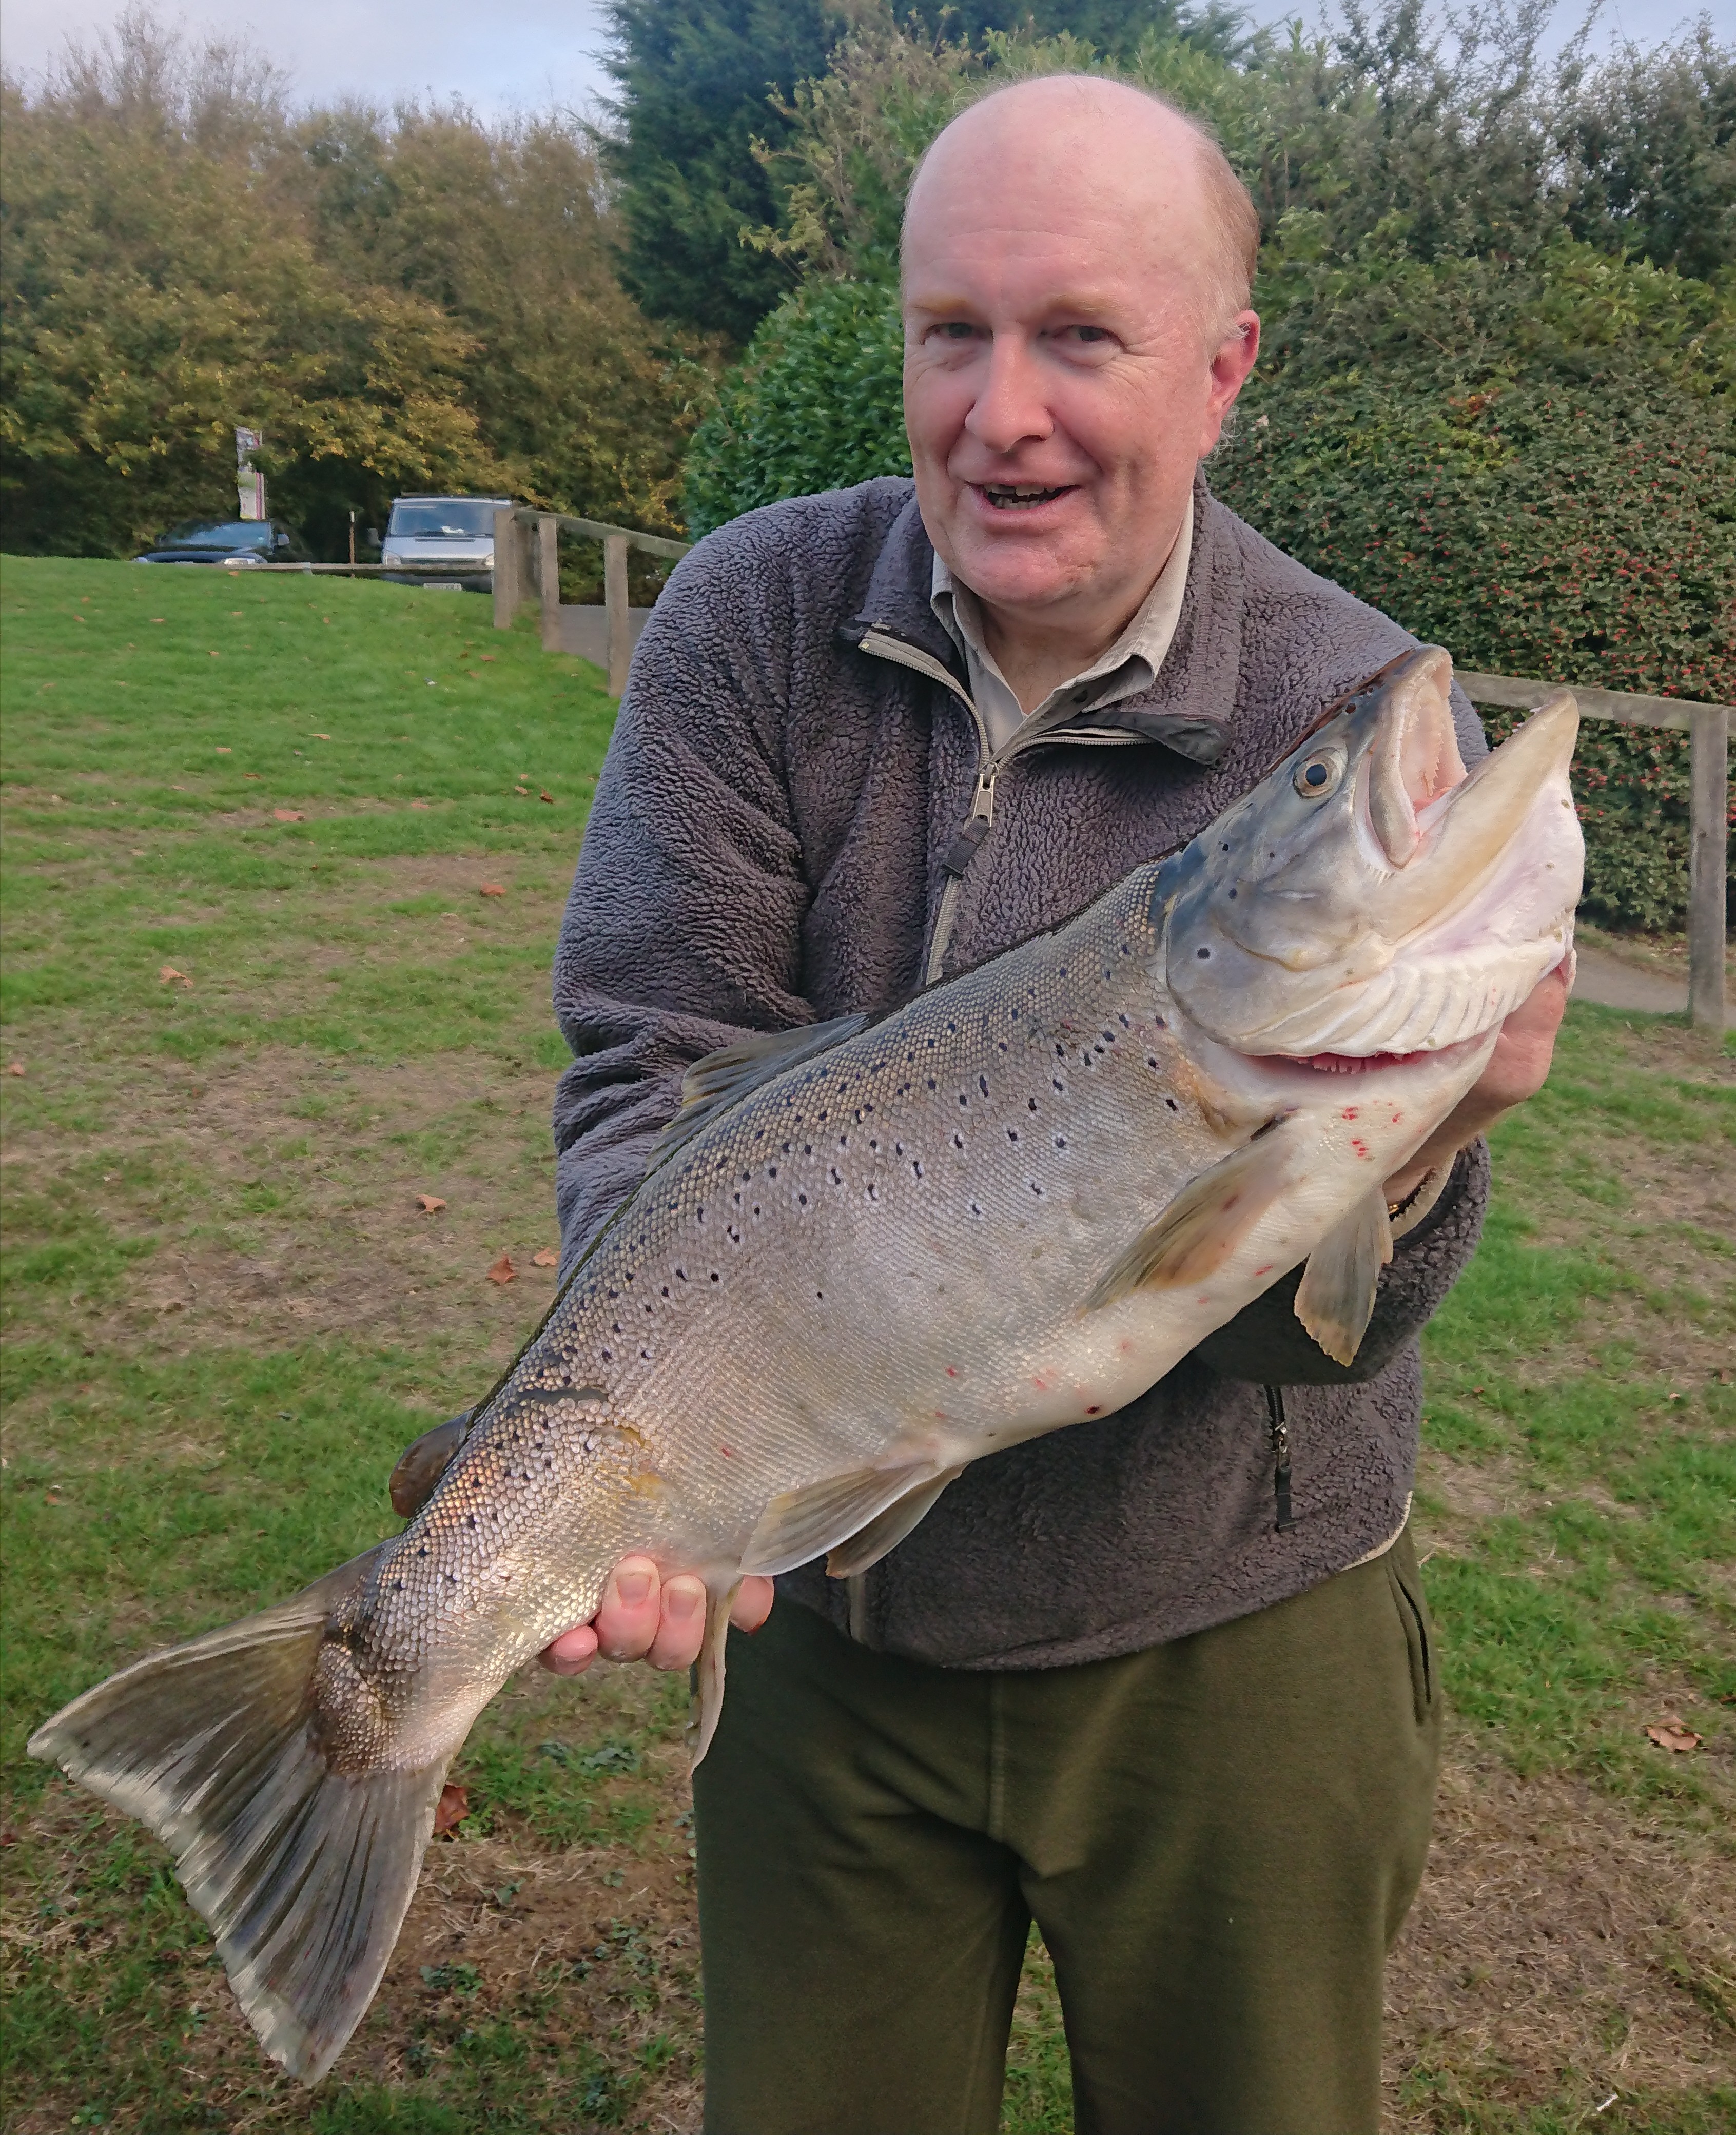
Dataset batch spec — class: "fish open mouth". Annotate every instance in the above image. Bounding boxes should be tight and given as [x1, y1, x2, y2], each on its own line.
[980, 483, 1075, 510]
[1290, 1048, 1435, 1074]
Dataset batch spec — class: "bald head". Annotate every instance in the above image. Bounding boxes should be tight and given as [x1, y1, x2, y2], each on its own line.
[904, 74, 1259, 339]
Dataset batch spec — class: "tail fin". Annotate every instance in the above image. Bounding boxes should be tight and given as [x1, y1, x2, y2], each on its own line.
[27, 1548, 450, 2086]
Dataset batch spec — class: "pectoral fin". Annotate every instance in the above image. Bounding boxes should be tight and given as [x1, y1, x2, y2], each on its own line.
[826, 1465, 965, 1579]
[739, 1462, 940, 1578]
[1294, 1189, 1394, 1365]
[1083, 1114, 1296, 1310]
[651, 1014, 870, 1166]
[686, 1579, 743, 1768]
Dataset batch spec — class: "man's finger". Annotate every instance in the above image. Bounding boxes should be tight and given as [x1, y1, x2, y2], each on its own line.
[645, 1574, 708, 1670]
[731, 1576, 775, 1633]
[594, 1555, 664, 1660]
[539, 1623, 599, 1676]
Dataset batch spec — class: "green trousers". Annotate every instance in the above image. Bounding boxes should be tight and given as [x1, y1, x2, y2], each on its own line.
[692, 1526, 1441, 2135]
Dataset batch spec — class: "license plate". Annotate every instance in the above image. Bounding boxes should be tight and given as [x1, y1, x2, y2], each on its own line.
[423, 580, 464, 592]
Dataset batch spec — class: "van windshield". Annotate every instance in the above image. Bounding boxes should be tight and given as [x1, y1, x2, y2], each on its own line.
[388, 501, 500, 539]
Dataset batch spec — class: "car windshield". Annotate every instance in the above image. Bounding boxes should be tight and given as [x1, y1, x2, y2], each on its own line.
[162, 521, 272, 550]
[388, 501, 501, 540]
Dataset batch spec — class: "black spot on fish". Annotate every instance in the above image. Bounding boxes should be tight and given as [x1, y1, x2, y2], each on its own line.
[1196, 946, 1211, 959]
[1054, 1135, 1067, 1149]
[1166, 1098, 1180, 1112]
[1027, 1096, 1038, 1111]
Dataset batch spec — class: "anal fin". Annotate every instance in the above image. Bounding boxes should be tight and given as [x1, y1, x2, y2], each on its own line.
[1295, 1189, 1394, 1365]
[686, 1579, 742, 1768]
[1083, 1113, 1296, 1310]
[825, 1465, 965, 1579]
[739, 1462, 940, 1578]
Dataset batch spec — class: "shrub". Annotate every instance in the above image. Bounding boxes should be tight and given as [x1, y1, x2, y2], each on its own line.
[684, 276, 907, 535]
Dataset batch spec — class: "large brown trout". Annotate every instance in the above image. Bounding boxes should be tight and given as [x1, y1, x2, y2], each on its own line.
[31, 649, 1582, 2083]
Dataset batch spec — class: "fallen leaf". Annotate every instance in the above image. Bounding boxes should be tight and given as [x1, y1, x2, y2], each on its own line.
[486, 1252, 517, 1285]
[272, 808, 303, 822]
[243, 773, 262, 780]
[208, 650, 220, 658]
[531, 1248, 558, 1268]
[539, 790, 555, 804]
[479, 883, 506, 897]
[480, 654, 497, 662]
[158, 965, 192, 987]
[6, 1061, 23, 1076]
[433, 1783, 470, 1835]
[313, 732, 331, 740]
[215, 746, 231, 753]
[411, 800, 432, 810]
[130, 849, 146, 856]
[514, 786, 530, 796]
[415, 1194, 446, 1214]
[1646, 1717, 1702, 1753]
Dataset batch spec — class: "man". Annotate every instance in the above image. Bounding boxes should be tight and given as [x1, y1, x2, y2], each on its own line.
[537, 76, 1566, 2135]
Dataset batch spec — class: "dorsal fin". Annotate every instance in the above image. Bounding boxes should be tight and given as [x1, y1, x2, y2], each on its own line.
[650, 1014, 870, 1166]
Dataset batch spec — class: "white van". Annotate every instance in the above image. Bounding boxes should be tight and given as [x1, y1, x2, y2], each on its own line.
[380, 495, 514, 592]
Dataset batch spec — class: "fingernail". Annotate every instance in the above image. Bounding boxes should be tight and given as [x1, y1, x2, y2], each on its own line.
[615, 1571, 652, 1608]
[666, 1581, 701, 1621]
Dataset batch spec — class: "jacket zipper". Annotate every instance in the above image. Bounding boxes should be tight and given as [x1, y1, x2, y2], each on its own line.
[857, 626, 1129, 984]
[1264, 1386, 1296, 1533]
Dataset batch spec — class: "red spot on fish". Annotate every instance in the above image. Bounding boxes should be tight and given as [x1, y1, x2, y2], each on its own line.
[946, 1366, 957, 1377]
[1341, 1106, 1359, 1120]
[1085, 1405, 1101, 1416]
[1351, 1139, 1370, 1159]
[1253, 1263, 1274, 1278]
[1031, 1375, 1047, 1390]
[719, 1444, 733, 1457]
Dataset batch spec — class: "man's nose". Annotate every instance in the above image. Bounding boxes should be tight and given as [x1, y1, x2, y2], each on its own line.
[962, 333, 1055, 457]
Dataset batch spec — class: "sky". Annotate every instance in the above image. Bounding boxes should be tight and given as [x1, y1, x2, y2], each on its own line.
[1, 0, 1729, 116]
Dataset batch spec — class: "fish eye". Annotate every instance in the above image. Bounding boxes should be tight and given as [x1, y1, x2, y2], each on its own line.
[1293, 750, 1343, 800]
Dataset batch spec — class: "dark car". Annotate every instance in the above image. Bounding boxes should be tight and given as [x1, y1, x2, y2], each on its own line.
[135, 519, 313, 568]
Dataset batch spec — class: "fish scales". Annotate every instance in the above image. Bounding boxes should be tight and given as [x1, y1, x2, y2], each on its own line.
[28, 647, 1586, 2085]
[383, 869, 1224, 1685]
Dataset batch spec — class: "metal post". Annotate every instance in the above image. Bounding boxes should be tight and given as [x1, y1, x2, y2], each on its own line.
[604, 534, 631, 697]
[492, 508, 520, 630]
[1688, 704, 1729, 1034]
[538, 515, 562, 653]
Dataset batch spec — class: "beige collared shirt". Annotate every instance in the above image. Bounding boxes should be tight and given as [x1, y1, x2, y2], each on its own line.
[930, 493, 1195, 754]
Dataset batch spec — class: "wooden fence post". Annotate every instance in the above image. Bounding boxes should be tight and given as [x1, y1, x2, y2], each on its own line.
[492, 508, 520, 630]
[604, 534, 630, 698]
[538, 516, 562, 653]
[1688, 704, 1729, 1035]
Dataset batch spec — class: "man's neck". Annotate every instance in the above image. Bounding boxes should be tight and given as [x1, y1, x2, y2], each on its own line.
[972, 514, 1188, 715]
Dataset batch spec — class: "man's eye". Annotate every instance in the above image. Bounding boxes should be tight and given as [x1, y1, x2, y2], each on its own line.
[1074, 326, 1110, 342]
[933, 321, 977, 341]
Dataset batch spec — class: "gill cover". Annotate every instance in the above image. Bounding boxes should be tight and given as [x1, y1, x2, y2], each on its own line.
[1164, 648, 1582, 1059]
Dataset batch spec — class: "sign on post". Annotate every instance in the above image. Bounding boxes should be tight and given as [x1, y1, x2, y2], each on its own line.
[235, 426, 266, 521]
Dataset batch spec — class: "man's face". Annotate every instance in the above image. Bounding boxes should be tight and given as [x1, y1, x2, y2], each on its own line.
[902, 89, 1258, 637]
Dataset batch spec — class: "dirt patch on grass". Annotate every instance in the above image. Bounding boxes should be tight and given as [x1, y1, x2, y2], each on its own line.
[1386, 1739, 1736, 2127]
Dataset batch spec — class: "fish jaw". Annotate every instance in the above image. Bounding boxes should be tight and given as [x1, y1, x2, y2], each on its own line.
[1165, 650, 1583, 1061]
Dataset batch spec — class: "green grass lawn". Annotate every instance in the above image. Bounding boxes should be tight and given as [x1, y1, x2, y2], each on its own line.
[1, 554, 1731, 2134]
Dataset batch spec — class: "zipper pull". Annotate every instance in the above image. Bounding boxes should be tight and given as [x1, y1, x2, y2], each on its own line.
[1265, 1385, 1295, 1533]
[941, 769, 997, 878]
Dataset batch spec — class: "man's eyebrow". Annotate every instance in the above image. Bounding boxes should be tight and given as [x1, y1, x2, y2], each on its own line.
[903, 289, 1127, 322]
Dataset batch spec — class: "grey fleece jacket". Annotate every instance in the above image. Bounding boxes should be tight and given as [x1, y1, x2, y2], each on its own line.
[551, 475, 1489, 1671]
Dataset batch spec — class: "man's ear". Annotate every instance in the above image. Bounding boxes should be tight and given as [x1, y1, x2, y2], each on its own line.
[1199, 311, 1260, 455]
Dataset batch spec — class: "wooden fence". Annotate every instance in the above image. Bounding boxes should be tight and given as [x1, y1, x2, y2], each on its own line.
[492, 507, 690, 697]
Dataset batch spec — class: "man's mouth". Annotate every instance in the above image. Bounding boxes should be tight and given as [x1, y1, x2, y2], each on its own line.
[978, 483, 1074, 510]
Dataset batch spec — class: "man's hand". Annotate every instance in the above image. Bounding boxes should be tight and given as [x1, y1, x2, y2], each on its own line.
[1382, 960, 1570, 1205]
[538, 1557, 776, 1677]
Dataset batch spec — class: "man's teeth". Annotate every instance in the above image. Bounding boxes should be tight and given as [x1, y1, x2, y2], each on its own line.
[982, 484, 1067, 508]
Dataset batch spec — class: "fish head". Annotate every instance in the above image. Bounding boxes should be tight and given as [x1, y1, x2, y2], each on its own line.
[1163, 646, 1583, 1064]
